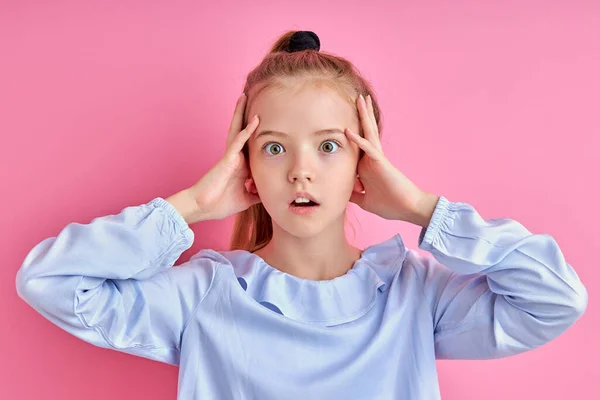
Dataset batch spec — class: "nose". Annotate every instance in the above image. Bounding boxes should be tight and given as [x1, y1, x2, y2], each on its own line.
[287, 151, 315, 183]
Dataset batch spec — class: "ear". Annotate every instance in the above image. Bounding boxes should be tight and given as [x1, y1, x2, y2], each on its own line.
[245, 178, 258, 194]
[353, 174, 365, 193]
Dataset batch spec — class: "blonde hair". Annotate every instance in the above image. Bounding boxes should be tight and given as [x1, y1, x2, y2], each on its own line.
[229, 30, 383, 252]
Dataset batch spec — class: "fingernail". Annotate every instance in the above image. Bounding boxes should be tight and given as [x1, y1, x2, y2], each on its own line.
[359, 94, 364, 102]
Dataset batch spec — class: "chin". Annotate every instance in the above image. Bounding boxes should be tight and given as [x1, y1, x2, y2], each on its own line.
[278, 217, 324, 237]
[273, 206, 346, 239]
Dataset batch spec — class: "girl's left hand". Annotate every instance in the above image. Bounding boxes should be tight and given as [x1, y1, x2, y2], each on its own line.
[345, 94, 436, 225]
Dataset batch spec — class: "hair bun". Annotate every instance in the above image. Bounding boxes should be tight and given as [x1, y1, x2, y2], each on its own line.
[287, 31, 320, 52]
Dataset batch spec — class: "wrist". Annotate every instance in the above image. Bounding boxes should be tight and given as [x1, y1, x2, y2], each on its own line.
[409, 192, 439, 228]
[165, 189, 210, 225]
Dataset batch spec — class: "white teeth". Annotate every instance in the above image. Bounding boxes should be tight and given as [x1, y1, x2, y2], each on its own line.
[294, 197, 311, 204]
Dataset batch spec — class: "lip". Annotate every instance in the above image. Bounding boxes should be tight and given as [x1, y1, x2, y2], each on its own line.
[289, 191, 320, 205]
[289, 203, 320, 215]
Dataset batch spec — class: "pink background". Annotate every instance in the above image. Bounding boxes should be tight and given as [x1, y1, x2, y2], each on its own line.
[1, 1, 598, 399]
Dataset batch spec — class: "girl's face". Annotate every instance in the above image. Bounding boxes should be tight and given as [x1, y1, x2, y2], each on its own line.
[245, 83, 364, 238]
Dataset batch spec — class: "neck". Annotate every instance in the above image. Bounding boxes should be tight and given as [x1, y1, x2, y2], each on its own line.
[253, 221, 363, 281]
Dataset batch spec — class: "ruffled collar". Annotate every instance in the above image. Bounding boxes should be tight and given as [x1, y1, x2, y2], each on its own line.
[218, 234, 407, 326]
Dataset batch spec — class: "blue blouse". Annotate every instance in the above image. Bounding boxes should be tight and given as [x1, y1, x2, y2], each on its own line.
[16, 195, 588, 399]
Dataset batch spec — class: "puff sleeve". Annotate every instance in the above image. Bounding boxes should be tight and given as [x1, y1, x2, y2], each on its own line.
[16, 198, 220, 366]
[409, 196, 587, 360]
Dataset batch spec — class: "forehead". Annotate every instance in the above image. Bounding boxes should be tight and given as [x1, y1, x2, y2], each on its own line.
[248, 84, 357, 137]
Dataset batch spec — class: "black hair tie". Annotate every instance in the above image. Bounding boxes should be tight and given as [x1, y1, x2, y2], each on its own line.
[287, 31, 320, 52]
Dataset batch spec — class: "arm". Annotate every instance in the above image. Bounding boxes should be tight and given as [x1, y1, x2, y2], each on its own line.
[15, 197, 220, 365]
[408, 196, 587, 359]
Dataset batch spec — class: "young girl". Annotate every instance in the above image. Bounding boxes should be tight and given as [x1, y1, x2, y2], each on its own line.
[16, 30, 587, 399]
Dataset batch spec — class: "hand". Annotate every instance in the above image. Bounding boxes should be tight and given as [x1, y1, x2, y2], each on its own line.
[344, 94, 437, 225]
[184, 93, 262, 222]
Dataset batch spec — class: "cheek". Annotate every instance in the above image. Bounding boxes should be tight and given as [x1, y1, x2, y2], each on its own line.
[250, 169, 281, 199]
[326, 161, 359, 188]
[247, 147, 268, 176]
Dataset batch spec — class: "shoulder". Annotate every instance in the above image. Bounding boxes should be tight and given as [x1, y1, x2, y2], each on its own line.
[365, 235, 449, 288]
[181, 248, 253, 282]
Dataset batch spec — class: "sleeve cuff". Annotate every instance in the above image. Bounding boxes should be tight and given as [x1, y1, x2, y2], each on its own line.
[418, 195, 452, 250]
[148, 197, 195, 245]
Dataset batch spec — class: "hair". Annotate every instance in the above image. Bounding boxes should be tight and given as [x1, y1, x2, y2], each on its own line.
[228, 30, 384, 253]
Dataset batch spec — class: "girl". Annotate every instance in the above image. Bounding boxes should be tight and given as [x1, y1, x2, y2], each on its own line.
[16, 30, 587, 399]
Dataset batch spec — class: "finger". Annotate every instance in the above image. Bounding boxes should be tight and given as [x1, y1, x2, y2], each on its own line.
[366, 95, 383, 152]
[229, 114, 260, 155]
[226, 93, 247, 148]
[345, 128, 382, 161]
[366, 95, 376, 129]
[357, 95, 378, 147]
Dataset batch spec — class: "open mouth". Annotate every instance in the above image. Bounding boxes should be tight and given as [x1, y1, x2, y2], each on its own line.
[289, 200, 320, 214]
[290, 200, 319, 207]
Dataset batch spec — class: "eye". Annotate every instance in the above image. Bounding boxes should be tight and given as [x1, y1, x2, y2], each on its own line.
[320, 140, 340, 153]
[262, 140, 342, 156]
[263, 142, 284, 155]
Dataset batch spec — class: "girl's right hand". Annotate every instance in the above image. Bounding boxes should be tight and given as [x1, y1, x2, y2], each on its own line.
[183, 93, 261, 222]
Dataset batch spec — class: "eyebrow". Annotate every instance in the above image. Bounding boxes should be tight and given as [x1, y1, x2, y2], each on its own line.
[255, 128, 345, 140]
